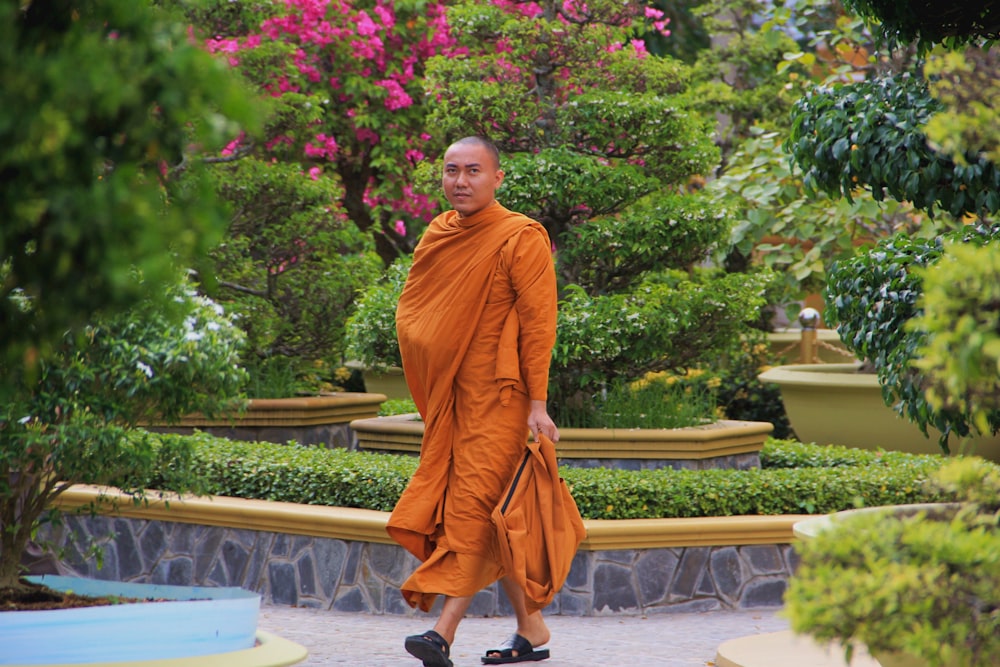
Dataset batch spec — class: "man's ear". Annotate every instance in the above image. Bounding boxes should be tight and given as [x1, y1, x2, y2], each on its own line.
[495, 169, 505, 189]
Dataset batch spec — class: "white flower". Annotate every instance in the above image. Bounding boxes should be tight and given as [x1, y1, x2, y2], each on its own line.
[136, 361, 154, 378]
[185, 331, 204, 342]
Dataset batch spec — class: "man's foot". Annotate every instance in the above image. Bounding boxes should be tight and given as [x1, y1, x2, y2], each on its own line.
[405, 629, 453, 667]
[481, 633, 551, 664]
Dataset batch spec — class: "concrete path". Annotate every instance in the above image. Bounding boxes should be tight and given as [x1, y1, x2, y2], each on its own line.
[257, 605, 794, 667]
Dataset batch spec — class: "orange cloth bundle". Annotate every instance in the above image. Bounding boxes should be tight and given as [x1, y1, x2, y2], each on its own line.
[492, 434, 587, 613]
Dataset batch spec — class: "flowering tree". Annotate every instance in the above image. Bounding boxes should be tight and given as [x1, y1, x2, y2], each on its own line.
[169, 0, 467, 383]
[423, 1, 709, 248]
[199, 0, 457, 263]
[349, 0, 772, 419]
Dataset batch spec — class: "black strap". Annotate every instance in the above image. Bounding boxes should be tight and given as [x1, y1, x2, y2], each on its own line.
[500, 449, 532, 514]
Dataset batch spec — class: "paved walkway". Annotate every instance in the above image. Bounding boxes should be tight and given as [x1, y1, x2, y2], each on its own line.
[257, 604, 793, 667]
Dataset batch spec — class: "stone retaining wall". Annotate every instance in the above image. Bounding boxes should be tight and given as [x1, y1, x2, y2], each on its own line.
[41, 513, 795, 617]
[146, 422, 356, 449]
[561, 451, 761, 471]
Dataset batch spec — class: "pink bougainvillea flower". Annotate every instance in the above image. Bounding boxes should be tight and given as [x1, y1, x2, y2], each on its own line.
[376, 78, 414, 111]
[265, 135, 293, 151]
[305, 133, 339, 160]
[204, 0, 457, 236]
[356, 127, 379, 145]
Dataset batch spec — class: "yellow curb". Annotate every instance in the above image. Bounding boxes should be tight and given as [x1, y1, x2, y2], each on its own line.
[54, 486, 813, 550]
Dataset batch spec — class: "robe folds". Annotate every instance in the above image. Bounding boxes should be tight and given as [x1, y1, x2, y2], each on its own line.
[492, 434, 586, 614]
[387, 201, 574, 612]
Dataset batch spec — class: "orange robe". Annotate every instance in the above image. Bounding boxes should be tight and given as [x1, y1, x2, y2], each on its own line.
[492, 433, 587, 614]
[387, 201, 558, 612]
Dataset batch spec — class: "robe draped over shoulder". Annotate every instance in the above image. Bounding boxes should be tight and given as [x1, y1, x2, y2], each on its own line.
[387, 201, 561, 611]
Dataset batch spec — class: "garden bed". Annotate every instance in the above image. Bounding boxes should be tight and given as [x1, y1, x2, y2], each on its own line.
[39, 431, 971, 617]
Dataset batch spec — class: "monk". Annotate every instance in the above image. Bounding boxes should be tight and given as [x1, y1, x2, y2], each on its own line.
[388, 136, 562, 667]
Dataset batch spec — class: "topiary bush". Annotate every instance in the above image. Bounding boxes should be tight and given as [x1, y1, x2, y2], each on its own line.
[911, 239, 1000, 435]
[824, 223, 1000, 451]
[206, 157, 383, 378]
[786, 73, 1000, 219]
[785, 457, 1000, 666]
[841, 0, 1000, 51]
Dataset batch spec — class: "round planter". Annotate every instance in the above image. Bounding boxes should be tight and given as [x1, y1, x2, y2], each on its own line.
[1, 575, 306, 666]
[344, 362, 412, 400]
[362, 367, 411, 401]
[758, 363, 1000, 461]
[792, 503, 961, 541]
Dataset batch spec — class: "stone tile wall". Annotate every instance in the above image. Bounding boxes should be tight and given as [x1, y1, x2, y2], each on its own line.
[561, 452, 761, 471]
[145, 423, 357, 449]
[41, 514, 796, 617]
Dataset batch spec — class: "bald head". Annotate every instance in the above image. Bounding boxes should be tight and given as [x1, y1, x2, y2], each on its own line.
[450, 136, 501, 170]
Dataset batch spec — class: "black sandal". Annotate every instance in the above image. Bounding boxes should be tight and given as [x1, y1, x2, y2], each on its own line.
[405, 629, 454, 667]
[482, 633, 551, 664]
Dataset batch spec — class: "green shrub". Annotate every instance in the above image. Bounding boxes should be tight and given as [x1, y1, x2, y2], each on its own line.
[824, 223, 1000, 451]
[134, 433, 956, 520]
[140, 431, 414, 512]
[557, 371, 719, 429]
[566, 445, 949, 519]
[911, 241, 1000, 436]
[343, 256, 410, 371]
[207, 158, 383, 373]
[786, 73, 1000, 218]
[378, 398, 419, 417]
[785, 457, 1000, 666]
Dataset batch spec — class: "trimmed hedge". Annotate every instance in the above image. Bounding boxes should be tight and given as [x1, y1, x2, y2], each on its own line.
[135, 431, 960, 520]
[168, 432, 414, 512]
[568, 451, 945, 519]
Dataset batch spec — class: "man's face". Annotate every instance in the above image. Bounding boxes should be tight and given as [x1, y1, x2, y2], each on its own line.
[441, 142, 504, 218]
